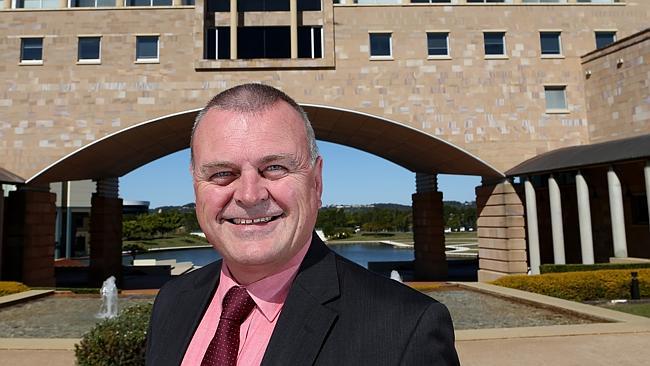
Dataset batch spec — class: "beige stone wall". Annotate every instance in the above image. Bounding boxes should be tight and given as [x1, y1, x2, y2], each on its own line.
[0, 2, 649, 180]
[582, 29, 650, 143]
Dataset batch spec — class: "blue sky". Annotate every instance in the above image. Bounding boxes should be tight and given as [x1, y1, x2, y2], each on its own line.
[120, 141, 481, 208]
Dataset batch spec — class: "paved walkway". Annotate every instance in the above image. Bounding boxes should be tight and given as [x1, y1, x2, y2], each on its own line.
[1, 283, 649, 365]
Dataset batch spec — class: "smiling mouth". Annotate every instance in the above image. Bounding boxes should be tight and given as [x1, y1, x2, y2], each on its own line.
[226, 215, 282, 225]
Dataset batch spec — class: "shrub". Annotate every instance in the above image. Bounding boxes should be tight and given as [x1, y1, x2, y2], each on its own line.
[492, 269, 650, 302]
[75, 303, 152, 366]
[540, 263, 650, 274]
[0, 281, 29, 296]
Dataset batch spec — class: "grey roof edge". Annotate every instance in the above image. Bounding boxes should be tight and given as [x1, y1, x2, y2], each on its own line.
[506, 134, 650, 176]
[0, 167, 25, 184]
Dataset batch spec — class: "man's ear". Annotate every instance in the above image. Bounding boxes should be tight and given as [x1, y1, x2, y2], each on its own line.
[313, 156, 323, 202]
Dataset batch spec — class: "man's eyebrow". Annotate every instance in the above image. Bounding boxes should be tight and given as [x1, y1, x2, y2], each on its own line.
[258, 154, 299, 167]
[198, 161, 235, 177]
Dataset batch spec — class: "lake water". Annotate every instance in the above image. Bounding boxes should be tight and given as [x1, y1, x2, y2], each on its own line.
[126, 243, 415, 268]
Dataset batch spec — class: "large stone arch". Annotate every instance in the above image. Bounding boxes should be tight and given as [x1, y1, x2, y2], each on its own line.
[9, 104, 503, 285]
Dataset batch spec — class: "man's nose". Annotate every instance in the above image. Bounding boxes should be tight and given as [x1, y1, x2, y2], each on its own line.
[234, 169, 269, 207]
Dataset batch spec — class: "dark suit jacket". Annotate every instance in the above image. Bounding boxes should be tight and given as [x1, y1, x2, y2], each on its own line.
[146, 236, 459, 365]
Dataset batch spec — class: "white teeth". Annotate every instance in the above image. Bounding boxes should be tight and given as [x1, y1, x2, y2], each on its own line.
[232, 216, 274, 225]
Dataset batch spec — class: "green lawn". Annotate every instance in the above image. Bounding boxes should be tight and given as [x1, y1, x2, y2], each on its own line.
[601, 302, 650, 318]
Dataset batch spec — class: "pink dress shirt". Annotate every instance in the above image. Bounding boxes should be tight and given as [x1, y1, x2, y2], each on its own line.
[181, 239, 311, 366]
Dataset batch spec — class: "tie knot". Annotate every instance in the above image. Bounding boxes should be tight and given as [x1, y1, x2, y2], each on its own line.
[220, 286, 256, 324]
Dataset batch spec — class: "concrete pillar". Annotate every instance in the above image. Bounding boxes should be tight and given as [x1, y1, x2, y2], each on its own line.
[476, 180, 527, 282]
[173, 0, 181, 5]
[58, 0, 67, 8]
[524, 178, 541, 275]
[4, 0, 12, 9]
[607, 167, 628, 258]
[2, 185, 56, 286]
[89, 178, 123, 287]
[575, 171, 594, 264]
[230, 0, 237, 60]
[548, 175, 565, 264]
[412, 173, 447, 280]
[115, 0, 123, 7]
[645, 162, 650, 232]
[290, 0, 298, 59]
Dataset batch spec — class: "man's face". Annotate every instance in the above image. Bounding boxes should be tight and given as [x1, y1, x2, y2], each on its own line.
[191, 101, 322, 279]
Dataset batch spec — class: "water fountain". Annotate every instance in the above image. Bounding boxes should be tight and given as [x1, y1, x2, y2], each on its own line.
[390, 270, 403, 282]
[96, 276, 119, 319]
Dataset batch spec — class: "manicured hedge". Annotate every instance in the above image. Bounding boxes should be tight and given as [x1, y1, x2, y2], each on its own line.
[540, 263, 650, 274]
[492, 269, 650, 302]
[0, 281, 29, 296]
[75, 303, 152, 366]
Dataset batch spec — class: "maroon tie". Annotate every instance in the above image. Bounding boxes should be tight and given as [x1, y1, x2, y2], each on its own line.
[201, 286, 256, 366]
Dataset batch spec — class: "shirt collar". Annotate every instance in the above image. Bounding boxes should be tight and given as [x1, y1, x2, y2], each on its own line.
[220, 235, 312, 322]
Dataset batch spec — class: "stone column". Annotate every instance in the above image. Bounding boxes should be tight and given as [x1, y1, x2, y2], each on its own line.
[575, 171, 594, 264]
[607, 167, 628, 258]
[59, 0, 67, 8]
[524, 178, 541, 275]
[412, 173, 447, 280]
[476, 180, 527, 282]
[4, 0, 12, 9]
[2, 184, 56, 286]
[115, 0, 123, 7]
[230, 0, 237, 60]
[89, 178, 123, 287]
[290, 0, 298, 59]
[548, 175, 565, 264]
[173, 0, 181, 5]
[645, 162, 650, 232]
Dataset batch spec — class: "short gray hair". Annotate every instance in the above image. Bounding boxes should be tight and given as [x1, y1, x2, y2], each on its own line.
[190, 83, 319, 167]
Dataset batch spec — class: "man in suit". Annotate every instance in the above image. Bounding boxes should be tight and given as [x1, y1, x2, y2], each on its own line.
[146, 84, 459, 365]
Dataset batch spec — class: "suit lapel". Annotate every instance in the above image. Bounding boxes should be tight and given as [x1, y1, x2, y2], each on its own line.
[261, 236, 340, 366]
[161, 260, 222, 366]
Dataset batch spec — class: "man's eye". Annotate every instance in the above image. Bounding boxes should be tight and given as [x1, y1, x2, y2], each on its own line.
[209, 171, 236, 185]
[262, 165, 288, 178]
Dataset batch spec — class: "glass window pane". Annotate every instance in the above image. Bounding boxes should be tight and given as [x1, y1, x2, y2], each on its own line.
[595, 32, 616, 49]
[545, 87, 567, 110]
[97, 0, 114, 5]
[217, 27, 230, 59]
[79, 37, 100, 60]
[74, 0, 96, 6]
[540, 32, 561, 55]
[21, 38, 43, 61]
[136, 36, 158, 59]
[298, 0, 321, 11]
[427, 33, 448, 56]
[22, 0, 42, 8]
[42, 0, 59, 7]
[370, 33, 391, 57]
[127, 0, 151, 5]
[207, 0, 229, 11]
[152, 0, 172, 5]
[484, 32, 504, 55]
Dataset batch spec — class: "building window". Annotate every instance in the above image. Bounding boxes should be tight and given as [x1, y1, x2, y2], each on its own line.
[239, 26, 291, 59]
[20, 37, 43, 63]
[126, 0, 172, 5]
[298, 26, 323, 59]
[483, 32, 506, 56]
[540, 32, 561, 55]
[71, 0, 114, 6]
[78, 37, 101, 62]
[467, 0, 509, 3]
[369, 33, 392, 58]
[522, 0, 564, 3]
[205, 27, 230, 60]
[411, 0, 452, 3]
[595, 31, 616, 49]
[426, 32, 449, 57]
[15, 0, 58, 8]
[544, 86, 567, 111]
[136, 36, 159, 61]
